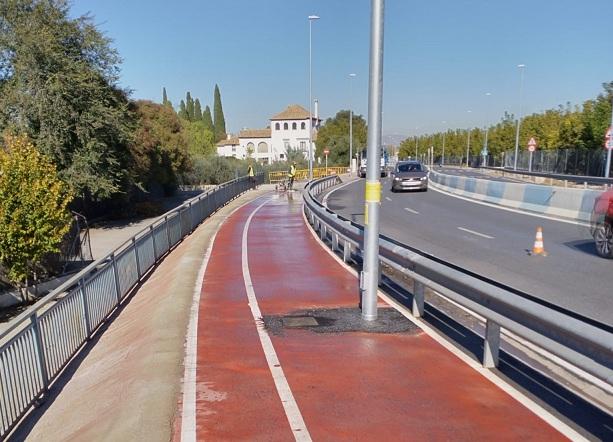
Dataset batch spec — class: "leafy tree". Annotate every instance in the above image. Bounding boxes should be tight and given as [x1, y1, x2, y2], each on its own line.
[0, 0, 134, 200]
[316, 110, 368, 165]
[0, 136, 73, 302]
[203, 105, 214, 132]
[213, 84, 226, 141]
[183, 120, 215, 156]
[194, 99, 203, 121]
[130, 100, 191, 195]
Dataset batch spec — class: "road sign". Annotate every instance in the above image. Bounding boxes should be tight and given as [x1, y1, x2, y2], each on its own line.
[528, 137, 537, 152]
[323, 148, 330, 155]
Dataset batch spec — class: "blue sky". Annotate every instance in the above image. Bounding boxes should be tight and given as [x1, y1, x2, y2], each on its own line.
[71, 0, 613, 138]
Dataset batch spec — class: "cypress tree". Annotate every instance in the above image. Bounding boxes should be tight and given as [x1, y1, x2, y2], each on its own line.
[194, 98, 203, 121]
[162, 87, 168, 106]
[178, 100, 188, 120]
[203, 105, 214, 132]
[186, 92, 194, 121]
[213, 84, 226, 141]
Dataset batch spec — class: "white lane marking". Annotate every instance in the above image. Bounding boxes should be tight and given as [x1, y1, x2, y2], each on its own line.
[404, 207, 420, 215]
[429, 182, 591, 228]
[242, 200, 312, 441]
[385, 197, 392, 202]
[301, 211, 587, 441]
[181, 193, 270, 442]
[322, 178, 359, 208]
[457, 227, 494, 239]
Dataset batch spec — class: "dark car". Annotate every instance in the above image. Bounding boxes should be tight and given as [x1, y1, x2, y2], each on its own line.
[591, 189, 613, 258]
[391, 161, 428, 192]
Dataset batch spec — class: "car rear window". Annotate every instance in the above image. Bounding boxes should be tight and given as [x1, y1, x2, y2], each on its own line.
[397, 163, 421, 172]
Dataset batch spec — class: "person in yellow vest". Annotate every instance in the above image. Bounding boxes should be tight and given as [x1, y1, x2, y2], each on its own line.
[288, 162, 296, 190]
[248, 163, 256, 188]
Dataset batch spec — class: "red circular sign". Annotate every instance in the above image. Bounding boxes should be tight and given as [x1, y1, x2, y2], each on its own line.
[527, 137, 537, 152]
[323, 149, 330, 155]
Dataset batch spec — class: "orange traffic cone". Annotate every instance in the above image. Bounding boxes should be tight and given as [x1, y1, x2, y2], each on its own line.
[531, 227, 547, 256]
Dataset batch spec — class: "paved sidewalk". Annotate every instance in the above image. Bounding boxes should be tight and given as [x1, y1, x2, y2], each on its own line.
[176, 191, 565, 441]
[11, 189, 270, 441]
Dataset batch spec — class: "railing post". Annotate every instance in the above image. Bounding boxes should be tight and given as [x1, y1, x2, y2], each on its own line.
[332, 233, 339, 252]
[111, 253, 122, 303]
[79, 278, 92, 338]
[132, 238, 141, 278]
[412, 280, 425, 317]
[30, 314, 50, 394]
[320, 224, 326, 241]
[483, 319, 501, 368]
[150, 225, 158, 260]
[165, 215, 171, 250]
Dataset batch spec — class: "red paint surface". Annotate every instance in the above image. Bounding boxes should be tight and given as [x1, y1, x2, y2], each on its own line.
[186, 193, 565, 441]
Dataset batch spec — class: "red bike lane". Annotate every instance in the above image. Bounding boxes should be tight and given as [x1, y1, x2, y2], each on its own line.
[177, 192, 566, 441]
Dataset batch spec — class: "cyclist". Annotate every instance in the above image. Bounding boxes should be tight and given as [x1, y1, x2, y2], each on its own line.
[288, 161, 296, 190]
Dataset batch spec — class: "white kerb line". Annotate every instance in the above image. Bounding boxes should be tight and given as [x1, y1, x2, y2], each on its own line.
[404, 207, 419, 214]
[457, 227, 494, 239]
[242, 199, 312, 441]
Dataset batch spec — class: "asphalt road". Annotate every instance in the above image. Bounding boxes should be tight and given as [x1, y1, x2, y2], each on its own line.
[325, 177, 612, 327]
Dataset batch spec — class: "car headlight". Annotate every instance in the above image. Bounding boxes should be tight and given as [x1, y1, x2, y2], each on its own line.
[394, 177, 400, 181]
[420, 176, 428, 181]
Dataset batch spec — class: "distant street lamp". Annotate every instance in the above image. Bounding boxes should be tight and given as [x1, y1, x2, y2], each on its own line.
[441, 120, 447, 166]
[465, 110, 472, 167]
[483, 93, 492, 166]
[513, 64, 526, 170]
[308, 14, 320, 180]
[349, 73, 357, 175]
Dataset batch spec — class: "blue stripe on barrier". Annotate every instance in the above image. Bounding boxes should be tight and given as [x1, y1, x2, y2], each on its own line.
[521, 185, 553, 210]
[465, 178, 476, 194]
[486, 181, 505, 201]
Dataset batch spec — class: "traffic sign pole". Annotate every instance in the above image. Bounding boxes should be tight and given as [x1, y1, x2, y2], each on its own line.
[529, 151, 533, 172]
[527, 137, 537, 172]
[605, 120, 612, 178]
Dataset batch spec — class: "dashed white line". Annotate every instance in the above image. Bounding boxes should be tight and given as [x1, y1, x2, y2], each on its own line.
[404, 207, 420, 215]
[385, 197, 392, 202]
[457, 227, 494, 239]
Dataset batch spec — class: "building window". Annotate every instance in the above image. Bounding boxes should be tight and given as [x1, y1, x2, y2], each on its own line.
[232, 146, 236, 152]
[283, 122, 288, 130]
[292, 122, 297, 130]
[257, 142, 268, 153]
[246, 142, 255, 156]
[300, 141, 306, 151]
[301, 122, 306, 130]
[280, 153, 285, 159]
[275, 122, 280, 130]
[284, 140, 290, 150]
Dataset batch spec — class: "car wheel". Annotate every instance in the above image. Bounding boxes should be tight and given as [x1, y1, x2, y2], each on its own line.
[594, 222, 613, 258]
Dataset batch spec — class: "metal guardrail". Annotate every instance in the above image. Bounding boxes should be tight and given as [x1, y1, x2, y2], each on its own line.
[303, 175, 613, 387]
[0, 174, 262, 439]
[482, 166, 613, 186]
[268, 167, 347, 184]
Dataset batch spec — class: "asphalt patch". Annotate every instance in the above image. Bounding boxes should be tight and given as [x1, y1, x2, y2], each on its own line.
[262, 307, 419, 336]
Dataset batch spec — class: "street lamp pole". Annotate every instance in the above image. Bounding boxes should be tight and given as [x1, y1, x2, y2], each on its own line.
[441, 121, 446, 167]
[308, 15, 320, 180]
[513, 64, 526, 171]
[362, 0, 385, 321]
[349, 73, 356, 175]
[465, 110, 472, 167]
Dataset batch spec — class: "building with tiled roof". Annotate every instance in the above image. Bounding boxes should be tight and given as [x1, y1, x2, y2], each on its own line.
[217, 102, 321, 164]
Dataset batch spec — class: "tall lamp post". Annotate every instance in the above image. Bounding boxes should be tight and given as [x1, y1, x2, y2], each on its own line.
[465, 110, 472, 167]
[349, 73, 357, 175]
[308, 15, 320, 180]
[361, 0, 385, 321]
[482, 92, 492, 167]
[513, 64, 526, 170]
[441, 120, 447, 166]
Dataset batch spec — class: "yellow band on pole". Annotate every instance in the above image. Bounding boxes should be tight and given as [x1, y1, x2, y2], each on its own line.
[365, 181, 381, 202]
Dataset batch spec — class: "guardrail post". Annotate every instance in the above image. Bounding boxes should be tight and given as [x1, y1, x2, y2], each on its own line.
[412, 280, 425, 317]
[132, 238, 141, 278]
[165, 215, 172, 248]
[111, 253, 123, 303]
[332, 233, 339, 252]
[343, 240, 352, 262]
[483, 320, 501, 368]
[79, 278, 92, 338]
[30, 313, 50, 394]
[320, 223, 326, 241]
